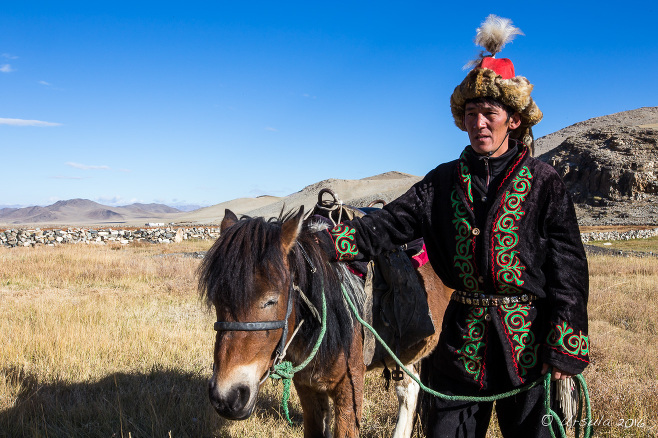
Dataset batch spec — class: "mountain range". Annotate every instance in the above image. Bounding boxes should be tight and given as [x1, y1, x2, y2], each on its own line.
[0, 199, 181, 226]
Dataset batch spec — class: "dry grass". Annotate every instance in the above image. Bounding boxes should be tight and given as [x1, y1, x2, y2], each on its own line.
[585, 235, 658, 253]
[1, 244, 656, 437]
[0, 243, 405, 438]
[0, 243, 217, 437]
[580, 256, 658, 437]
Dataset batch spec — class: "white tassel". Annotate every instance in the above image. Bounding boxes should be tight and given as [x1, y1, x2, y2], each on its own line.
[555, 377, 578, 428]
[475, 14, 524, 56]
[463, 15, 524, 70]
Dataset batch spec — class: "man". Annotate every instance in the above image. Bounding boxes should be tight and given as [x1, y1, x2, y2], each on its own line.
[320, 15, 589, 437]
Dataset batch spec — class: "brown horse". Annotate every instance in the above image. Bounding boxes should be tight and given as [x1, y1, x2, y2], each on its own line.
[198, 207, 452, 437]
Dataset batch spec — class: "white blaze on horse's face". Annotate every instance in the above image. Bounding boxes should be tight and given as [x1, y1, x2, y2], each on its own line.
[208, 289, 289, 420]
[208, 359, 261, 420]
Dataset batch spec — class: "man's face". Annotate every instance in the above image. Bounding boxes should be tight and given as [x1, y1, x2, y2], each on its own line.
[464, 101, 520, 157]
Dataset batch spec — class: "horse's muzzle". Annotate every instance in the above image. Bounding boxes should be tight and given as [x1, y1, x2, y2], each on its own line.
[208, 378, 256, 420]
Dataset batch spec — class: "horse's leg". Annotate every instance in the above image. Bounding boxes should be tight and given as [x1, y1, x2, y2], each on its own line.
[331, 333, 365, 438]
[391, 363, 421, 438]
[296, 384, 332, 438]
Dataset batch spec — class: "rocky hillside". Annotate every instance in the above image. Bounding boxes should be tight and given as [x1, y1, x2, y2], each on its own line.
[537, 107, 658, 225]
[534, 107, 658, 156]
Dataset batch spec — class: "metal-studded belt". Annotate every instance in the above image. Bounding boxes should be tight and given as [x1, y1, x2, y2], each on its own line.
[451, 290, 539, 307]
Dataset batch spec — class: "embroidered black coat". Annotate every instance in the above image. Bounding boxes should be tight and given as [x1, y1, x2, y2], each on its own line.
[327, 143, 589, 391]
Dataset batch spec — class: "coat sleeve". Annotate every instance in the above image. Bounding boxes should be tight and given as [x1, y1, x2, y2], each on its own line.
[323, 174, 431, 261]
[539, 173, 590, 375]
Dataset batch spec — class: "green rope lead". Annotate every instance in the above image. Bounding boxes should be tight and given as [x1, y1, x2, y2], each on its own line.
[340, 284, 592, 438]
[272, 361, 294, 423]
[269, 286, 328, 425]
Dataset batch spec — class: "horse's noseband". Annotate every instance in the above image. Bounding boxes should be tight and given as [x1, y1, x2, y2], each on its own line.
[213, 320, 286, 331]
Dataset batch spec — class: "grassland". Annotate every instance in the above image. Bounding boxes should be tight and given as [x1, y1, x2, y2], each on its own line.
[1, 241, 657, 437]
[585, 235, 658, 253]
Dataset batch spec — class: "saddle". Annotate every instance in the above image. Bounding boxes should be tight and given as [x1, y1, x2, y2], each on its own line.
[312, 189, 436, 369]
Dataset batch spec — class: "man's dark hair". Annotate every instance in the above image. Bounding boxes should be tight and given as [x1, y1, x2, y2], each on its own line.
[465, 97, 515, 120]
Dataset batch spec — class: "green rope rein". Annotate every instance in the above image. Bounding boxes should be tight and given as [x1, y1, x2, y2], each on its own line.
[269, 286, 327, 425]
[340, 284, 593, 438]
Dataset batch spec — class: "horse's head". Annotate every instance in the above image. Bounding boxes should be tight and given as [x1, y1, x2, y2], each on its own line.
[198, 207, 304, 420]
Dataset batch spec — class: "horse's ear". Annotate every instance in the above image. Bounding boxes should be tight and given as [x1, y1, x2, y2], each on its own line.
[220, 209, 239, 234]
[281, 206, 304, 255]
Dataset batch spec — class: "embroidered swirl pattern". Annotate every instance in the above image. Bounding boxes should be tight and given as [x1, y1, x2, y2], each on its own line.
[492, 166, 533, 294]
[499, 303, 538, 378]
[459, 157, 474, 204]
[451, 188, 481, 292]
[547, 321, 590, 359]
[329, 224, 358, 261]
[456, 306, 487, 382]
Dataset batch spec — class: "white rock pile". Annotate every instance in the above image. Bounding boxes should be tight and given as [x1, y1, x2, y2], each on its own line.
[580, 227, 658, 243]
[0, 227, 220, 248]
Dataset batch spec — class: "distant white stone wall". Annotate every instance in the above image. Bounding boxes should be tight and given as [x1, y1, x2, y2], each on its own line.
[2, 226, 657, 248]
[0, 227, 220, 248]
[580, 228, 658, 243]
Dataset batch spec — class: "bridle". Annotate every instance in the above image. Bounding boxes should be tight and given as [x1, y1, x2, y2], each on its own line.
[212, 242, 317, 380]
[213, 279, 295, 366]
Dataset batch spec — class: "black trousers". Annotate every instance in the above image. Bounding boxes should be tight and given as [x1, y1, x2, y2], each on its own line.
[423, 382, 553, 438]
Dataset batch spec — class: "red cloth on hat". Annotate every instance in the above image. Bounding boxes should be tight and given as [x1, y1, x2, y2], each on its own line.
[479, 57, 515, 79]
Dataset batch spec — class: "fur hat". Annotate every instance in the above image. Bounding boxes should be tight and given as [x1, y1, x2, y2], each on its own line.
[450, 15, 542, 152]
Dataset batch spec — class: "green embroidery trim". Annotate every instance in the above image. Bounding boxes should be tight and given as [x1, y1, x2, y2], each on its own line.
[452, 177, 486, 381]
[459, 157, 474, 204]
[451, 188, 481, 292]
[499, 303, 538, 377]
[456, 306, 487, 382]
[547, 321, 590, 359]
[492, 166, 533, 294]
[330, 224, 358, 260]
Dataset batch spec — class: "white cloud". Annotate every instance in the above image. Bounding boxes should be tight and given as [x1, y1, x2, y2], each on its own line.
[0, 64, 15, 73]
[2, 53, 18, 59]
[38, 80, 51, 86]
[302, 93, 317, 99]
[0, 118, 62, 127]
[51, 175, 86, 180]
[66, 162, 110, 170]
[265, 126, 278, 132]
[96, 195, 140, 206]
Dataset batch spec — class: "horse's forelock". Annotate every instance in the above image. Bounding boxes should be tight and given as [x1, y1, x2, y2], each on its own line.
[198, 216, 288, 315]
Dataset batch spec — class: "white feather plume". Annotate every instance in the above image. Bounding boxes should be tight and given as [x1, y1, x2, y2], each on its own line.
[475, 14, 523, 56]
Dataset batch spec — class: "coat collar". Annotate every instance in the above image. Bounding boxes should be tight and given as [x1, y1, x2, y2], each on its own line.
[456, 140, 529, 211]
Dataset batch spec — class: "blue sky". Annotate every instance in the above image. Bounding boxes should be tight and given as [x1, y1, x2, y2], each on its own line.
[2, 1, 656, 208]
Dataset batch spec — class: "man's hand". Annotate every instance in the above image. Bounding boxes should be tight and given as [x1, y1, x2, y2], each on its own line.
[542, 363, 573, 381]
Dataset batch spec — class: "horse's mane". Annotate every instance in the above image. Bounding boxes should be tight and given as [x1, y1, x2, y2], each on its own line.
[198, 209, 365, 362]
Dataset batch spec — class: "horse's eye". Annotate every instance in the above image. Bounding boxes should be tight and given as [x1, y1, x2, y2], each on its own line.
[262, 298, 278, 309]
